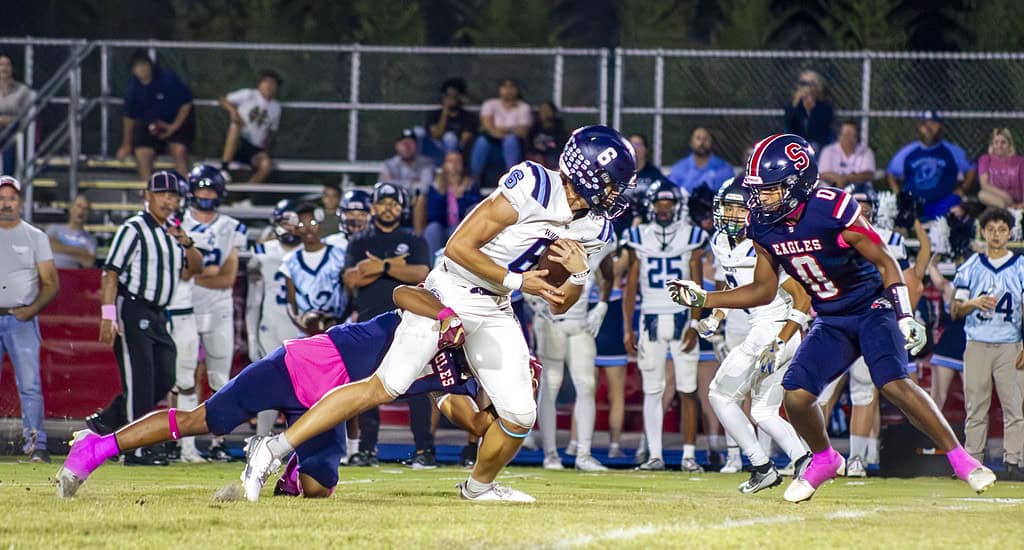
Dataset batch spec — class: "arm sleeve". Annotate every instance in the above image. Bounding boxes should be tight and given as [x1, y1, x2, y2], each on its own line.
[497, 162, 548, 223]
[977, 154, 990, 176]
[104, 223, 138, 272]
[952, 263, 970, 293]
[232, 223, 248, 251]
[480, 99, 497, 119]
[887, 145, 911, 177]
[225, 88, 250, 105]
[951, 144, 973, 175]
[828, 189, 863, 228]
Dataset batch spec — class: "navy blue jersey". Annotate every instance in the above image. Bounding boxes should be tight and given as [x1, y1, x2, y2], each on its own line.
[749, 186, 882, 316]
[326, 311, 478, 398]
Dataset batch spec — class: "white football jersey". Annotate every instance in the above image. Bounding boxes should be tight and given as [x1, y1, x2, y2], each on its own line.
[443, 161, 614, 294]
[710, 231, 790, 325]
[322, 232, 349, 254]
[622, 221, 707, 314]
[246, 239, 297, 337]
[167, 210, 247, 310]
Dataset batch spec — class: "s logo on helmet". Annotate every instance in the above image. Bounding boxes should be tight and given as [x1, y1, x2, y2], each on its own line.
[784, 143, 809, 171]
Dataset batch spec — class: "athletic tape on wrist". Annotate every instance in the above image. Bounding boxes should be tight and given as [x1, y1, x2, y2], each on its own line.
[786, 309, 810, 329]
[568, 270, 590, 286]
[502, 271, 524, 291]
[886, 284, 913, 318]
[437, 307, 456, 321]
[101, 304, 117, 322]
[688, 319, 700, 330]
[168, 408, 180, 440]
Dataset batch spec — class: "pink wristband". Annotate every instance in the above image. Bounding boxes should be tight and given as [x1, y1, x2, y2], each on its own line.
[437, 307, 456, 321]
[101, 304, 117, 322]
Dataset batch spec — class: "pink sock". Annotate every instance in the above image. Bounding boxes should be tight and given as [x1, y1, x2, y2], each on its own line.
[813, 447, 837, 463]
[803, 447, 842, 488]
[947, 445, 981, 480]
[64, 432, 120, 479]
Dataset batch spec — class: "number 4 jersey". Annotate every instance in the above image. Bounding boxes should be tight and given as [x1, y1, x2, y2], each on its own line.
[622, 220, 708, 314]
[748, 186, 882, 315]
[442, 160, 615, 294]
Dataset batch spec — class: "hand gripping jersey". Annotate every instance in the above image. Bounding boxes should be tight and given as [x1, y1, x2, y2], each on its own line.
[443, 161, 614, 294]
[710, 231, 791, 324]
[278, 245, 348, 318]
[167, 210, 248, 310]
[622, 220, 708, 314]
[749, 187, 881, 316]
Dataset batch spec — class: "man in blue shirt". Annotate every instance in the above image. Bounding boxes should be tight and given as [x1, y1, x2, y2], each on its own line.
[116, 50, 194, 182]
[667, 127, 735, 196]
[886, 111, 974, 220]
[951, 207, 1024, 480]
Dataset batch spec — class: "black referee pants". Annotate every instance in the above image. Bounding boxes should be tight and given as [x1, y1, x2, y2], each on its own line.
[97, 296, 177, 429]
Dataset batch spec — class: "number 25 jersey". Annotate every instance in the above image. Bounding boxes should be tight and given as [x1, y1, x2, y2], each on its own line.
[622, 221, 707, 314]
[748, 186, 881, 316]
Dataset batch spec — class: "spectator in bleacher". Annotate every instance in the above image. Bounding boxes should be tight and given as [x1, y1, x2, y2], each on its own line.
[977, 128, 1024, 209]
[379, 128, 435, 200]
[0, 176, 59, 463]
[818, 120, 876, 187]
[784, 69, 834, 154]
[423, 77, 476, 166]
[116, 50, 194, 182]
[667, 127, 734, 195]
[318, 183, 342, 239]
[469, 78, 532, 183]
[0, 54, 36, 176]
[47, 193, 96, 269]
[950, 207, 1024, 481]
[218, 70, 282, 183]
[525, 101, 568, 170]
[413, 150, 480, 254]
[886, 111, 974, 220]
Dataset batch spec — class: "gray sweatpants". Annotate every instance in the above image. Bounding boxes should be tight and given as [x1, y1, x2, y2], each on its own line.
[963, 340, 1024, 465]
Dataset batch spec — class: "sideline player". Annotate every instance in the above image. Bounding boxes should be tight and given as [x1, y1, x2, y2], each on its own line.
[700, 178, 810, 493]
[241, 125, 636, 502]
[669, 133, 995, 502]
[323, 188, 372, 251]
[621, 180, 706, 471]
[165, 164, 247, 462]
[280, 203, 349, 332]
[56, 286, 498, 499]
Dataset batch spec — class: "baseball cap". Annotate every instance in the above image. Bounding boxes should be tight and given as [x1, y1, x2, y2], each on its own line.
[919, 110, 943, 123]
[148, 170, 187, 195]
[395, 128, 417, 143]
[372, 181, 406, 207]
[0, 175, 21, 193]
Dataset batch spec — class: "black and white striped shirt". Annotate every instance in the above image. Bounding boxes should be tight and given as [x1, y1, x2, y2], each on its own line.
[104, 211, 186, 308]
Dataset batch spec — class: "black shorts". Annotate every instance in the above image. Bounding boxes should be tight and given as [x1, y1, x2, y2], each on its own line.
[133, 110, 195, 152]
[232, 138, 267, 165]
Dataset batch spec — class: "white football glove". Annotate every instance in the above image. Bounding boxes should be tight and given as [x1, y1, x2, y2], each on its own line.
[586, 301, 608, 337]
[667, 279, 707, 308]
[899, 317, 927, 355]
[696, 314, 720, 339]
[756, 337, 786, 377]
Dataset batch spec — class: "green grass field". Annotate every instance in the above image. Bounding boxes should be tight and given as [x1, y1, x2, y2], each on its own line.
[1, 457, 1022, 549]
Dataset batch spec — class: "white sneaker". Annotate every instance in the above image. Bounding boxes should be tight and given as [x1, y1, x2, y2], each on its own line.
[575, 454, 608, 472]
[565, 440, 578, 456]
[967, 466, 996, 494]
[607, 444, 625, 459]
[457, 481, 536, 503]
[543, 452, 564, 470]
[720, 453, 743, 474]
[180, 447, 209, 464]
[635, 457, 665, 471]
[681, 457, 704, 473]
[846, 455, 867, 478]
[241, 436, 283, 502]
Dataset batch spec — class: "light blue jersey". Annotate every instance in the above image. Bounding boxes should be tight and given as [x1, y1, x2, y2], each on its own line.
[953, 253, 1024, 344]
[278, 245, 348, 318]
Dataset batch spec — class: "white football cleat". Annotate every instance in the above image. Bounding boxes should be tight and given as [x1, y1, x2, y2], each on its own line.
[681, 457, 704, 473]
[846, 456, 867, 478]
[574, 454, 608, 472]
[543, 452, 564, 470]
[635, 457, 666, 471]
[720, 453, 743, 474]
[457, 482, 536, 503]
[240, 436, 283, 502]
[784, 455, 845, 503]
[967, 466, 996, 494]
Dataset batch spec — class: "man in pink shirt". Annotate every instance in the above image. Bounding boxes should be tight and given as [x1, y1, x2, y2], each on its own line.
[818, 120, 876, 187]
[469, 78, 533, 183]
[56, 286, 520, 500]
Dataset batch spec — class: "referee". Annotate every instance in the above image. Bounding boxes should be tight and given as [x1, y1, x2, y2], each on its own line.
[86, 171, 201, 465]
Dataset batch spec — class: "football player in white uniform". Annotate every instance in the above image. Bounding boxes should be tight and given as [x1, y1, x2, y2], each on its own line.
[241, 125, 636, 502]
[165, 164, 247, 462]
[621, 180, 707, 472]
[279, 203, 349, 333]
[531, 243, 614, 472]
[322, 189, 372, 252]
[816, 182, 926, 477]
[700, 178, 811, 493]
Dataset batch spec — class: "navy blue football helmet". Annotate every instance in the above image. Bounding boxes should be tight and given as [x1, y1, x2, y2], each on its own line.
[271, 199, 301, 245]
[714, 176, 751, 241]
[643, 180, 685, 227]
[844, 182, 878, 222]
[558, 125, 637, 219]
[340, 189, 372, 236]
[743, 134, 818, 225]
[187, 164, 230, 211]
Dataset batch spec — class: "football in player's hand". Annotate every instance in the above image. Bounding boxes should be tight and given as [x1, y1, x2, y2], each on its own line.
[299, 311, 329, 334]
[534, 239, 578, 287]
